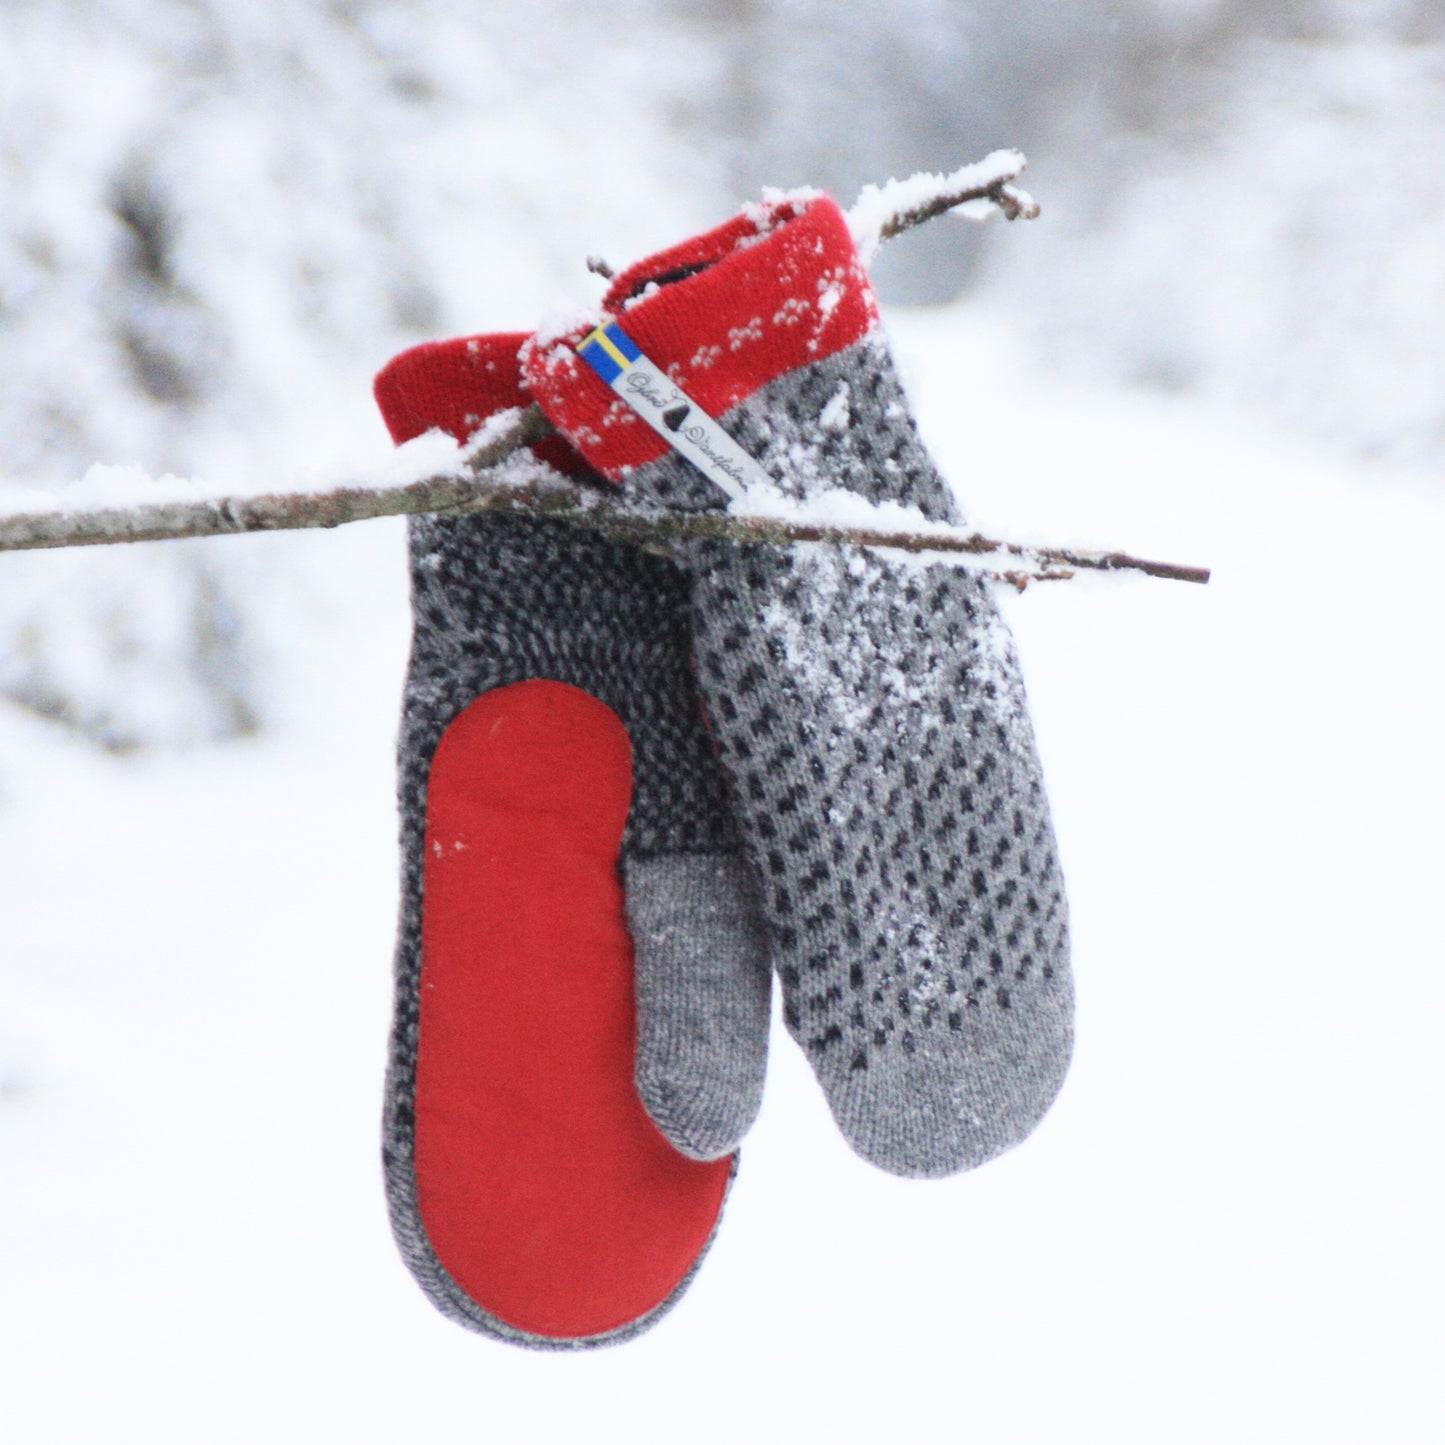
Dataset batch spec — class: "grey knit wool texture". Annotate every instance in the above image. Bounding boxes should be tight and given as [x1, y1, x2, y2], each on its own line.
[385, 510, 770, 1346]
[624, 334, 1074, 1178]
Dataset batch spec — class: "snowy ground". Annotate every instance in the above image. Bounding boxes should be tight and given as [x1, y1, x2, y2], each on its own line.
[3, 302, 1443, 1443]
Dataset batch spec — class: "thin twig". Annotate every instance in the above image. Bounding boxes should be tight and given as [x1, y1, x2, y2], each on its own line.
[0, 408, 551, 552]
[846, 151, 1040, 265]
[0, 410, 1210, 585]
[878, 171, 1039, 246]
[0, 154, 1208, 587]
[689, 516, 1211, 586]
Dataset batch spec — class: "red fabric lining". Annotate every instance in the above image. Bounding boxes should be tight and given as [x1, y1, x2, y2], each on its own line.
[521, 195, 878, 480]
[414, 681, 730, 1338]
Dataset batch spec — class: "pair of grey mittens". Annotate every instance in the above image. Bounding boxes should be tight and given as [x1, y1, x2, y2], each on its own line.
[377, 194, 1073, 1347]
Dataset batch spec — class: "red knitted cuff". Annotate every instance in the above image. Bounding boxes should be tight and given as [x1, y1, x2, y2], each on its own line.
[374, 333, 586, 479]
[520, 196, 879, 482]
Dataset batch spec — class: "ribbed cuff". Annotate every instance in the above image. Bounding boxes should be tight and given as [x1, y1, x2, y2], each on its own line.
[520, 196, 879, 481]
[374, 332, 587, 478]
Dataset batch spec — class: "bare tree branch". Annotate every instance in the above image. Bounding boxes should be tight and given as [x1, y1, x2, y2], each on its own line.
[0, 407, 552, 552]
[0, 407, 1210, 585]
[0, 155, 1210, 587]
[846, 150, 1040, 265]
[876, 166, 1039, 244]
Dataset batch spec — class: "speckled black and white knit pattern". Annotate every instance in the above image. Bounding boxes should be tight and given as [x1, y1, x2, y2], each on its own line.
[383, 511, 764, 1346]
[625, 334, 1074, 1178]
[399, 512, 738, 858]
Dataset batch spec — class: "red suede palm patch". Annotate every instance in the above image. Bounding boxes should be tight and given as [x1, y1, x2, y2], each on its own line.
[413, 680, 730, 1339]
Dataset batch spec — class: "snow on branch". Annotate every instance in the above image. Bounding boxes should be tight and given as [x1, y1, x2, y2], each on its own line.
[0, 406, 553, 553]
[0, 405, 1210, 586]
[0, 154, 1208, 587]
[846, 149, 1040, 265]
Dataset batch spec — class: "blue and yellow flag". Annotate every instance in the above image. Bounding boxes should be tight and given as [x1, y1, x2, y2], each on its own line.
[571, 316, 774, 500]
[577, 321, 643, 386]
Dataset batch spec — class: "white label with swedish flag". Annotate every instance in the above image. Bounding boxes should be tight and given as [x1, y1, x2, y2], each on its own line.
[576, 320, 774, 502]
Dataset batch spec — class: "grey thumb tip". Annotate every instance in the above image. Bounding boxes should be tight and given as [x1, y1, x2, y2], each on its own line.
[636, 1072, 757, 1162]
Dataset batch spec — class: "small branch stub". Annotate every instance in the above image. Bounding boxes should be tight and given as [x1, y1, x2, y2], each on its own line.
[846, 150, 1040, 265]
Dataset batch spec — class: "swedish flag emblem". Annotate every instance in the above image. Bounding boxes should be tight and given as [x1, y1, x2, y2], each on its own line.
[577, 320, 642, 385]
[568, 312, 772, 499]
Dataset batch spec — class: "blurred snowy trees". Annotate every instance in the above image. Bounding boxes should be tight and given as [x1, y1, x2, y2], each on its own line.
[2, 0, 1441, 748]
[690, 0, 1445, 461]
[0, 0, 720, 748]
[974, 4, 1445, 464]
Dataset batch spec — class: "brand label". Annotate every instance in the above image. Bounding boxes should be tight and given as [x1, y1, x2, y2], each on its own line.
[576, 321, 774, 501]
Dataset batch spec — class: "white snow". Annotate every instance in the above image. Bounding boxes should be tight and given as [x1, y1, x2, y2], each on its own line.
[847, 151, 1028, 265]
[4, 295, 1443, 1444]
[0, 427, 475, 522]
[741, 185, 824, 239]
[977, 32, 1445, 473]
[2, 8, 1443, 1444]
[817, 382, 851, 435]
[0, 0, 723, 747]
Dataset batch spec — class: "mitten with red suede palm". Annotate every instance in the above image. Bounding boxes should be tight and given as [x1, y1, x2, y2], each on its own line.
[374, 333, 770, 1348]
[522, 197, 1073, 1179]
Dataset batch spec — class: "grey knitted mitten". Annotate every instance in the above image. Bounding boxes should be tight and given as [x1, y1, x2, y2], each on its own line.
[374, 335, 769, 1348]
[524, 196, 1073, 1178]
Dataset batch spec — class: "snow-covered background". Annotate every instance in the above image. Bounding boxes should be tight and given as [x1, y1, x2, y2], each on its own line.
[3, 3, 1442, 1441]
